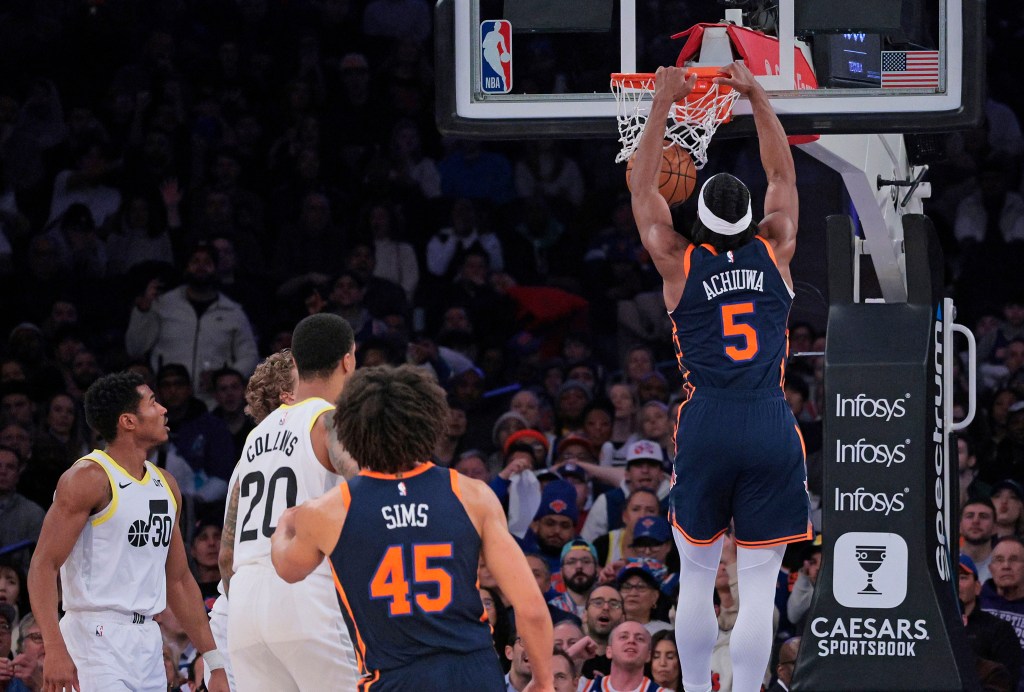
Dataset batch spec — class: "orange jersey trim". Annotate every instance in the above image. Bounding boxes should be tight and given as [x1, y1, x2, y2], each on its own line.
[794, 424, 807, 460]
[682, 244, 695, 278]
[755, 235, 778, 265]
[329, 562, 368, 674]
[339, 482, 351, 512]
[700, 243, 718, 256]
[735, 526, 813, 548]
[359, 462, 434, 481]
[448, 468, 463, 502]
[670, 514, 728, 547]
[358, 670, 380, 692]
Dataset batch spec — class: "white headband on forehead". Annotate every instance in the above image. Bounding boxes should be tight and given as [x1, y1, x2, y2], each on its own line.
[697, 176, 752, 237]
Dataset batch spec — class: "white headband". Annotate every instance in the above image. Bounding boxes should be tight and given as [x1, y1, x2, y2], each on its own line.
[697, 177, 752, 236]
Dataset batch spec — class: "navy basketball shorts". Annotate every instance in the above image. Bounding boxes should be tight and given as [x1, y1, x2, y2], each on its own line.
[670, 387, 812, 548]
[361, 647, 504, 692]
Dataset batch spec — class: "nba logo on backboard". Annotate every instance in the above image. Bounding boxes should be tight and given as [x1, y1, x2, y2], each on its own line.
[480, 20, 512, 94]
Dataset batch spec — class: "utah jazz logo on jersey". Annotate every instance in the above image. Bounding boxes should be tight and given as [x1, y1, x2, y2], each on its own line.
[127, 499, 173, 548]
[480, 20, 512, 94]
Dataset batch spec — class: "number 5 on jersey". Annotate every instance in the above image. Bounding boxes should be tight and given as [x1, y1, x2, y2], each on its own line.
[370, 543, 454, 616]
[721, 302, 759, 362]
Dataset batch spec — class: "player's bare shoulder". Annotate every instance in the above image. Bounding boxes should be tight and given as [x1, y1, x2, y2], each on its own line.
[449, 471, 505, 534]
[57, 457, 115, 512]
[318, 408, 359, 479]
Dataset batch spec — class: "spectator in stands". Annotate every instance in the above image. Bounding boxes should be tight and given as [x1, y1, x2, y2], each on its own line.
[0, 446, 44, 574]
[549, 539, 599, 621]
[960, 554, 1022, 691]
[520, 480, 580, 577]
[553, 618, 585, 655]
[0, 560, 28, 638]
[41, 203, 107, 278]
[10, 612, 44, 691]
[960, 437, 992, 507]
[504, 626, 533, 692]
[48, 142, 122, 228]
[578, 584, 626, 679]
[991, 480, 1024, 539]
[209, 368, 254, 459]
[639, 401, 674, 457]
[593, 489, 661, 569]
[786, 538, 822, 630]
[579, 440, 669, 544]
[155, 364, 234, 501]
[602, 382, 641, 466]
[190, 516, 222, 605]
[649, 630, 683, 691]
[0, 384, 36, 434]
[426, 198, 504, 283]
[453, 449, 490, 482]
[961, 497, 998, 583]
[125, 243, 259, 404]
[105, 188, 176, 276]
[551, 648, 581, 692]
[342, 240, 410, 320]
[980, 537, 1024, 687]
[555, 381, 592, 436]
[767, 636, 802, 692]
[557, 462, 592, 532]
[617, 561, 671, 635]
[272, 191, 348, 281]
[580, 620, 667, 691]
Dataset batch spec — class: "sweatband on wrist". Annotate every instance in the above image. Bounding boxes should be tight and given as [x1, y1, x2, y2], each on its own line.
[203, 649, 226, 671]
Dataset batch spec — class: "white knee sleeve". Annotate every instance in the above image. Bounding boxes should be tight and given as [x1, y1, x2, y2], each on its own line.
[730, 544, 786, 692]
[673, 530, 723, 692]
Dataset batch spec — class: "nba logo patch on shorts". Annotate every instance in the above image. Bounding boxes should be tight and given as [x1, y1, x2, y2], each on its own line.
[480, 20, 512, 93]
[95, 625, 104, 637]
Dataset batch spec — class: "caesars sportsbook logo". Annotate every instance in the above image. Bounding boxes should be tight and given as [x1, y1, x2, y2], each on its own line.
[818, 532, 925, 657]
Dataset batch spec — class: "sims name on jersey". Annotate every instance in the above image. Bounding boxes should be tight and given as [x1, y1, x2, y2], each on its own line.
[382, 503, 430, 529]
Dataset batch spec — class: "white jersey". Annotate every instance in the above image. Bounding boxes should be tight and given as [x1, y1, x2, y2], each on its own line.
[231, 397, 341, 575]
[61, 450, 177, 618]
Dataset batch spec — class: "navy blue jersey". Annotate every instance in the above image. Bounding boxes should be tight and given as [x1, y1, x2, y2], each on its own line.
[329, 463, 494, 676]
[670, 236, 793, 390]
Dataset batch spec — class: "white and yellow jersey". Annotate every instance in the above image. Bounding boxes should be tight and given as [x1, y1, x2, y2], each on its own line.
[231, 397, 342, 575]
[60, 450, 178, 618]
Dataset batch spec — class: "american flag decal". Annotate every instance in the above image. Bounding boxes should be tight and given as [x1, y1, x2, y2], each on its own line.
[881, 51, 940, 89]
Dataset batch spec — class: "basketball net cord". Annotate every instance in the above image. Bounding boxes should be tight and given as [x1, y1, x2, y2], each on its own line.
[611, 74, 739, 169]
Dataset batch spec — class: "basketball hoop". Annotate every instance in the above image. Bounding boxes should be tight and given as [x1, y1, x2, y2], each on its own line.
[610, 67, 739, 169]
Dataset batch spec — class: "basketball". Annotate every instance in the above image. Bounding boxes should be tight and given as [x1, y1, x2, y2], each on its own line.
[625, 143, 697, 207]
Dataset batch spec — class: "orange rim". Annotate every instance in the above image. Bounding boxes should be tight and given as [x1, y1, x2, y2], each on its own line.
[611, 68, 734, 107]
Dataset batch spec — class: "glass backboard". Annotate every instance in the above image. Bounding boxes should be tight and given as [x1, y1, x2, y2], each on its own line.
[435, 0, 983, 139]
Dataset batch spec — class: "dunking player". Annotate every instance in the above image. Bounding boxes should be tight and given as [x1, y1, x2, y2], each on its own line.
[270, 365, 554, 691]
[206, 349, 296, 690]
[221, 314, 360, 690]
[27, 372, 229, 691]
[629, 62, 810, 692]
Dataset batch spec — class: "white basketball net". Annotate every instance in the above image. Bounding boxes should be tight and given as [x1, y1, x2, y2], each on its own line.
[611, 74, 739, 169]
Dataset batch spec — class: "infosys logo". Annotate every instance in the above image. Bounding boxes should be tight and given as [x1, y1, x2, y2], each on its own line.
[835, 393, 908, 421]
[835, 439, 909, 467]
[834, 487, 908, 515]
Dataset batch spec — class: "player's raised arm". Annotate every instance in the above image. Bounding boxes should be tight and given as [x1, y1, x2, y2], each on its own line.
[716, 61, 798, 263]
[630, 66, 696, 307]
[461, 477, 554, 692]
[28, 462, 109, 692]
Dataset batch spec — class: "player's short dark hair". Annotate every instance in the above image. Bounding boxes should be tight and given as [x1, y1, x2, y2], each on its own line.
[291, 314, 355, 380]
[333, 365, 448, 474]
[689, 172, 759, 252]
[84, 371, 145, 442]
